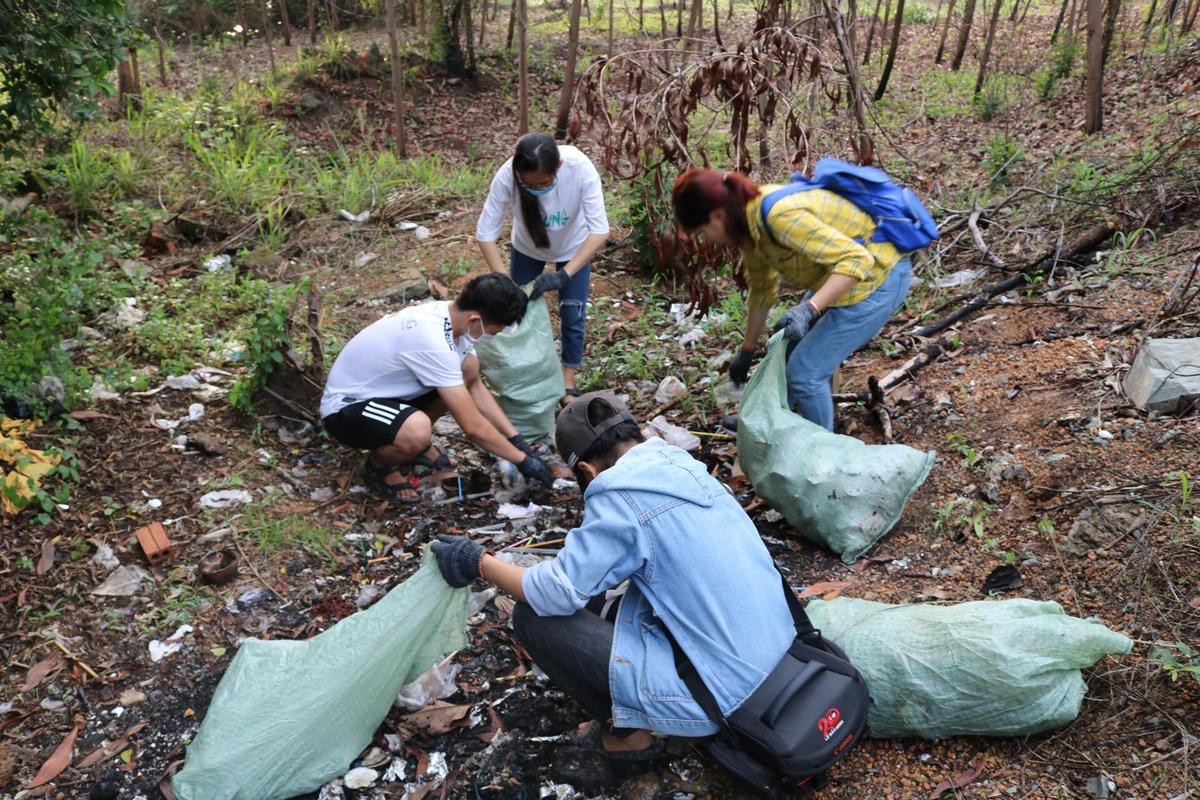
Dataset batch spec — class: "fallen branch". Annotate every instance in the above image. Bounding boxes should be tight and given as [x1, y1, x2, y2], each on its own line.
[967, 207, 1006, 270]
[866, 376, 893, 444]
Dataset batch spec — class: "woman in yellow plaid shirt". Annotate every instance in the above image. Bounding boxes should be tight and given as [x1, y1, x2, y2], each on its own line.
[672, 168, 913, 431]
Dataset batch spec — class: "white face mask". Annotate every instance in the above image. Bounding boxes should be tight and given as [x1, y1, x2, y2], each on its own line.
[458, 316, 492, 349]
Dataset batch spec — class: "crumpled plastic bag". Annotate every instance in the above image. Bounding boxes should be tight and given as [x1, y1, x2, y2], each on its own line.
[172, 552, 468, 800]
[476, 295, 564, 441]
[737, 333, 935, 562]
[0, 417, 61, 514]
[805, 596, 1133, 739]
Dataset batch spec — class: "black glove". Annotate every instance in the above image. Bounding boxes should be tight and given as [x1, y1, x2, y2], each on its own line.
[430, 534, 484, 588]
[729, 349, 757, 386]
[771, 300, 820, 342]
[507, 432, 534, 457]
[517, 452, 553, 486]
[529, 269, 571, 301]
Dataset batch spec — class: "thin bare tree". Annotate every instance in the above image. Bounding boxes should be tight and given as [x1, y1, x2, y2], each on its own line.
[949, 0, 978, 69]
[608, 0, 615, 58]
[974, 0, 1003, 94]
[874, 0, 904, 99]
[555, 0, 583, 137]
[1050, 0, 1070, 41]
[260, 0, 277, 73]
[862, 0, 884, 63]
[309, 0, 318, 42]
[936, 0, 957, 61]
[386, 0, 408, 156]
[279, 0, 293, 44]
[1084, 0, 1103, 132]
[518, 0, 529, 134]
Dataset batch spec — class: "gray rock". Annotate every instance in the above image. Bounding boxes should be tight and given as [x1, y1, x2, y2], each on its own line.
[38, 376, 66, 406]
[376, 278, 430, 304]
[1122, 337, 1200, 412]
[980, 451, 1028, 502]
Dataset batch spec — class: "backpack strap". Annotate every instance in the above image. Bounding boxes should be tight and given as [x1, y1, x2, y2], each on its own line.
[758, 183, 813, 248]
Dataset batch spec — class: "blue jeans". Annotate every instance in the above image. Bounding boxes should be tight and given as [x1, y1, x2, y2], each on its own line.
[510, 247, 590, 369]
[785, 257, 913, 430]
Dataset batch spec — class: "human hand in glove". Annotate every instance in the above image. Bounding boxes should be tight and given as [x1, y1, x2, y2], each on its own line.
[507, 432, 534, 457]
[771, 300, 821, 342]
[431, 534, 484, 588]
[529, 269, 571, 301]
[517, 452, 553, 486]
[729, 348, 758, 386]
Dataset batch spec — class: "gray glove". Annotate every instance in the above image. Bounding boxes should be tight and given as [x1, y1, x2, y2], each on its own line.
[529, 269, 571, 301]
[772, 300, 820, 342]
[517, 452, 553, 487]
[431, 534, 484, 588]
[507, 432, 534, 457]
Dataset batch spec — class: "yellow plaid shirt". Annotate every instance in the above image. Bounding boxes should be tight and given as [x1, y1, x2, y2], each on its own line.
[742, 185, 902, 310]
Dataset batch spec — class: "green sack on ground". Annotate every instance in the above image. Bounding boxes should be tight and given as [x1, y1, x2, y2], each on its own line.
[737, 332, 935, 563]
[805, 596, 1132, 739]
[172, 554, 468, 800]
[476, 295, 564, 441]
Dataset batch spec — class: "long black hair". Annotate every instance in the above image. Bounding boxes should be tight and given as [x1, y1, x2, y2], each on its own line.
[513, 133, 559, 250]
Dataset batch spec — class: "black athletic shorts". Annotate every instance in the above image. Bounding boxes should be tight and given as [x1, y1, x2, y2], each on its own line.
[322, 391, 438, 450]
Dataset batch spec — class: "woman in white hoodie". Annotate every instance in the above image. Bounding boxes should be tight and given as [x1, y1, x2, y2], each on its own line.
[476, 133, 610, 402]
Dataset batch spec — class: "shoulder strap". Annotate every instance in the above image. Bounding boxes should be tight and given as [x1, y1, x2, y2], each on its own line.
[759, 180, 816, 248]
[664, 563, 817, 732]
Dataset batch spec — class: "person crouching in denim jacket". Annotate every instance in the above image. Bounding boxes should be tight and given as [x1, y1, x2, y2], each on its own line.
[432, 392, 795, 760]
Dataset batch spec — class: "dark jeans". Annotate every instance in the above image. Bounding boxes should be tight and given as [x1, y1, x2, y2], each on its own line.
[512, 601, 618, 724]
[509, 247, 591, 368]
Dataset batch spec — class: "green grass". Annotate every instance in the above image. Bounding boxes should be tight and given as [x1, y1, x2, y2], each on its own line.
[240, 508, 341, 566]
[137, 569, 213, 637]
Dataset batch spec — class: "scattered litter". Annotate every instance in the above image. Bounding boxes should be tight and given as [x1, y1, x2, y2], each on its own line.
[198, 489, 253, 509]
[653, 376, 687, 405]
[136, 521, 174, 565]
[203, 254, 232, 272]
[678, 326, 707, 349]
[149, 624, 194, 662]
[643, 416, 701, 451]
[932, 268, 986, 289]
[91, 544, 120, 571]
[339, 209, 370, 223]
[1122, 337, 1200, 412]
[114, 303, 146, 327]
[342, 767, 378, 789]
[166, 374, 201, 390]
[889, 557, 911, 570]
[146, 498, 163, 510]
[1086, 775, 1116, 800]
[236, 588, 277, 611]
[356, 584, 386, 609]
[353, 251, 379, 269]
[310, 487, 335, 502]
[551, 477, 577, 492]
[981, 564, 1023, 595]
[497, 502, 544, 519]
[469, 587, 498, 616]
[414, 225, 431, 240]
[88, 378, 121, 402]
[40, 698, 66, 711]
[91, 565, 150, 597]
[198, 548, 239, 586]
[277, 422, 314, 445]
[119, 689, 147, 706]
[382, 757, 406, 782]
[395, 660, 463, 711]
[395, 221, 418, 231]
[540, 782, 581, 800]
[317, 779, 345, 800]
[152, 402, 205, 432]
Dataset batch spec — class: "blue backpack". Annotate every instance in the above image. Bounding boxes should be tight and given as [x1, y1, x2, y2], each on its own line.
[760, 158, 939, 253]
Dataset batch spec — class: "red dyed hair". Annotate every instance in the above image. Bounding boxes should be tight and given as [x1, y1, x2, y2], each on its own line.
[671, 168, 761, 246]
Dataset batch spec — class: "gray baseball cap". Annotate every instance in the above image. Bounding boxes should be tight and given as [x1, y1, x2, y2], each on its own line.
[554, 391, 637, 468]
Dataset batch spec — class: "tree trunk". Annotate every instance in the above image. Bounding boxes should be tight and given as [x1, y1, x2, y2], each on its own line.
[1050, 0, 1070, 41]
[152, 14, 168, 84]
[1084, 0, 1103, 132]
[862, 0, 883, 64]
[507, 0, 516, 48]
[555, 0, 583, 137]
[874, 0, 904, 99]
[822, 0, 874, 163]
[117, 49, 143, 116]
[386, 0, 408, 157]
[261, 0, 277, 73]
[1100, 0, 1120, 63]
[713, 0, 722, 45]
[687, 0, 703, 38]
[608, 0, 615, 57]
[936, 0, 957, 61]
[280, 0, 293, 44]
[328, 0, 340, 30]
[517, 0, 529, 134]
[973, 0, 1002, 94]
[237, 0, 249, 46]
[878, 0, 894, 65]
[441, 0, 468, 76]
[309, 0, 319, 41]
[639, 0, 645, 29]
[949, 0, 978, 69]
[192, 0, 206, 40]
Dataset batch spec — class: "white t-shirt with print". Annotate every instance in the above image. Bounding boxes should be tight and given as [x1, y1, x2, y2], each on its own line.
[319, 301, 473, 418]
[475, 144, 610, 263]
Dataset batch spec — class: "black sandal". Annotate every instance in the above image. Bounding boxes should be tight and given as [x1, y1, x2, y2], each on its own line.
[362, 462, 421, 504]
[409, 446, 454, 472]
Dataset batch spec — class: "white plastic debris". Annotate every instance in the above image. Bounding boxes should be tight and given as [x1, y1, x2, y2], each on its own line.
[496, 502, 544, 519]
[654, 376, 687, 405]
[149, 624, 193, 662]
[146, 498, 163, 510]
[643, 415, 701, 451]
[92, 565, 150, 597]
[277, 421, 314, 445]
[395, 221, 418, 231]
[339, 209, 370, 223]
[355, 584, 386, 609]
[395, 661, 462, 711]
[540, 783, 581, 800]
[204, 254, 233, 272]
[310, 487, 335, 502]
[198, 489, 254, 509]
[469, 587, 498, 616]
[342, 767, 379, 789]
[353, 251, 379, 269]
[678, 326, 707, 349]
[115, 304, 146, 327]
[414, 225, 432, 241]
[933, 268, 985, 289]
[88, 378, 121, 402]
[166, 374, 201, 390]
[317, 779, 345, 800]
[496, 459, 527, 493]
[551, 477, 577, 492]
[40, 698, 66, 711]
[382, 757, 406, 782]
[91, 544, 121, 571]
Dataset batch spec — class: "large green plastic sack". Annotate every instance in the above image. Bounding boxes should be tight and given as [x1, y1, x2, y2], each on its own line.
[805, 596, 1132, 739]
[476, 295, 565, 441]
[172, 554, 468, 800]
[737, 332, 935, 562]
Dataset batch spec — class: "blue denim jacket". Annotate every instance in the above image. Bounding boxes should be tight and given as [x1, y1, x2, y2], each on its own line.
[522, 438, 796, 736]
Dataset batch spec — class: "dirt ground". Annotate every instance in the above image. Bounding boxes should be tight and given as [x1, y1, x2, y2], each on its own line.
[3, 9, 1200, 800]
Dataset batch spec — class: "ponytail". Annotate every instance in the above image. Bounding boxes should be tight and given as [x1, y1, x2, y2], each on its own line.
[671, 168, 760, 247]
[512, 133, 559, 250]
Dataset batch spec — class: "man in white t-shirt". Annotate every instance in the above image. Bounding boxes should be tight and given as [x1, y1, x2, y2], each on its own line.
[321, 274, 553, 502]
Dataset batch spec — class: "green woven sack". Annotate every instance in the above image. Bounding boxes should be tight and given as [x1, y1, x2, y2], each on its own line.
[805, 596, 1133, 739]
[172, 554, 468, 800]
[476, 295, 565, 441]
[737, 332, 935, 562]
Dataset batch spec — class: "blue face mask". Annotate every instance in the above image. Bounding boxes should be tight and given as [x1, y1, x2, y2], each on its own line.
[521, 178, 557, 197]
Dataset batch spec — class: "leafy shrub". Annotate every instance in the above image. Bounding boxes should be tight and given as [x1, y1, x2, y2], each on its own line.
[229, 282, 303, 414]
[1036, 36, 1081, 101]
[984, 135, 1025, 186]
